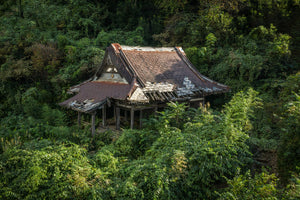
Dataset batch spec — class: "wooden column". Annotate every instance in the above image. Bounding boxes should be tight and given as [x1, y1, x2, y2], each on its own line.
[124, 110, 128, 121]
[139, 109, 143, 128]
[102, 104, 106, 127]
[154, 105, 158, 115]
[202, 96, 205, 108]
[113, 105, 116, 122]
[116, 107, 120, 130]
[77, 112, 81, 128]
[130, 107, 134, 129]
[91, 111, 96, 137]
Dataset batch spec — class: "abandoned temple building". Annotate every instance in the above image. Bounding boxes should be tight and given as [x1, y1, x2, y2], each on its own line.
[60, 43, 229, 135]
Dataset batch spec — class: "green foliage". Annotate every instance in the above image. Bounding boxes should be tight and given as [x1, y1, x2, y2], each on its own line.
[103, 89, 259, 199]
[157, 101, 191, 129]
[185, 25, 294, 96]
[57, 38, 105, 83]
[206, 33, 217, 48]
[0, 143, 109, 199]
[279, 73, 300, 102]
[95, 26, 145, 49]
[41, 104, 65, 126]
[22, 87, 43, 118]
[217, 169, 300, 200]
[285, 170, 300, 199]
[1, 88, 264, 199]
[0, 0, 299, 199]
[113, 129, 144, 159]
[278, 93, 300, 182]
[223, 88, 262, 132]
[248, 137, 278, 151]
[0, 113, 92, 153]
[217, 170, 280, 200]
[25, 42, 61, 79]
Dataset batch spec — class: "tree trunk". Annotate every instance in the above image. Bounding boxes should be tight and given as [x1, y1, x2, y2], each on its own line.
[19, 0, 24, 18]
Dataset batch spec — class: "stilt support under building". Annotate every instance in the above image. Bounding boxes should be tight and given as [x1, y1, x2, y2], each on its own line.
[102, 104, 106, 127]
[139, 110, 143, 128]
[116, 107, 120, 130]
[91, 111, 96, 137]
[130, 108, 134, 129]
[77, 112, 81, 128]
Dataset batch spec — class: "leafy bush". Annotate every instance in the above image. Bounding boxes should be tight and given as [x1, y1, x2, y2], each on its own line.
[22, 87, 43, 118]
[217, 169, 300, 200]
[217, 170, 280, 200]
[0, 143, 109, 199]
[41, 104, 65, 126]
[105, 89, 261, 199]
[95, 26, 145, 49]
[278, 93, 300, 182]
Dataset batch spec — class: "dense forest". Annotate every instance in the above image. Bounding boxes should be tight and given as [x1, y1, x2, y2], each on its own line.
[0, 0, 299, 199]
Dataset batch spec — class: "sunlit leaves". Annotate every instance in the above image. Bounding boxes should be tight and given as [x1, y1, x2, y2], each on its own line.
[0, 143, 107, 199]
[217, 170, 280, 200]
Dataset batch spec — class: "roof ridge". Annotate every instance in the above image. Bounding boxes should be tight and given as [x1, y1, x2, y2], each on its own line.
[91, 80, 129, 85]
[121, 45, 176, 52]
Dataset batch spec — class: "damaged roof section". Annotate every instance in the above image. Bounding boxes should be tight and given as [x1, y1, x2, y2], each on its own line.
[60, 43, 230, 113]
[60, 81, 133, 112]
[111, 43, 229, 95]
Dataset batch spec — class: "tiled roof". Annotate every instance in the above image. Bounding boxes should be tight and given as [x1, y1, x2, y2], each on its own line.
[111, 43, 229, 94]
[60, 44, 230, 112]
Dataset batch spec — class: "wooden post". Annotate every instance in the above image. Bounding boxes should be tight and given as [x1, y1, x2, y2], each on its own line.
[91, 111, 96, 137]
[77, 112, 81, 128]
[124, 110, 128, 121]
[154, 105, 158, 116]
[116, 107, 120, 130]
[202, 96, 205, 108]
[113, 105, 116, 122]
[102, 104, 106, 127]
[18, 0, 24, 18]
[130, 107, 134, 129]
[139, 109, 143, 128]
